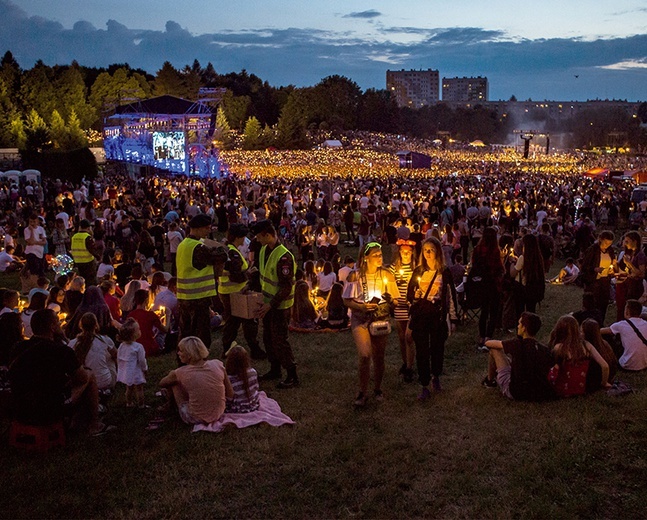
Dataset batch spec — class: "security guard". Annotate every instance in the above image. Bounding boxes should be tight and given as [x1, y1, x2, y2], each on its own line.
[176, 214, 227, 351]
[252, 219, 298, 388]
[70, 219, 98, 286]
[218, 223, 266, 359]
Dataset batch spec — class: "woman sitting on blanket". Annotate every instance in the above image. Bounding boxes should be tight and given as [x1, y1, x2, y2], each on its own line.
[225, 345, 260, 413]
[159, 336, 233, 425]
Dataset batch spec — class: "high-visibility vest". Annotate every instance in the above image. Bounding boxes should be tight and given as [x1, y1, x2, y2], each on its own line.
[259, 244, 295, 309]
[218, 244, 248, 295]
[176, 237, 217, 300]
[70, 232, 93, 263]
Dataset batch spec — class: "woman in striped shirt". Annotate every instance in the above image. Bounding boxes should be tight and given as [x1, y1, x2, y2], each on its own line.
[390, 239, 418, 383]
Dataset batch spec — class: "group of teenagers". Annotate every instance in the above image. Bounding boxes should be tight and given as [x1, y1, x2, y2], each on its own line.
[342, 224, 647, 406]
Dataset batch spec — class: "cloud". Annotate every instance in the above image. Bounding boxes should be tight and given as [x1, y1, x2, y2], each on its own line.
[343, 10, 382, 19]
[599, 58, 647, 70]
[0, 0, 645, 100]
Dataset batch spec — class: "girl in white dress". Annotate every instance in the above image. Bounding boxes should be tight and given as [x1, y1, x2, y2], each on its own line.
[117, 318, 148, 408]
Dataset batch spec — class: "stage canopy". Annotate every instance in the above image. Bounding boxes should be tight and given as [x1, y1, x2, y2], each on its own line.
[103, 95, 222, 178]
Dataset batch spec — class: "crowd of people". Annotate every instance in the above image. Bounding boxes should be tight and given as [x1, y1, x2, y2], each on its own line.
[1, 137, 646, 439]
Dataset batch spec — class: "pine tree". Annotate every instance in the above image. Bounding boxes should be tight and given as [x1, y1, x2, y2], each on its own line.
[24, 109, 50, 151]
[242, 116, 262, 150]
[214, 106, 234, 149]
[67, 109, 88, 149]
[49, 109, 68, 149]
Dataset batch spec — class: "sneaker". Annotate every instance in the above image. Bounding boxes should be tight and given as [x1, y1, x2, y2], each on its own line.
[403, 368, 414, 383]
[354, 392, 367, 407]
[481, 375, 498, 388]
[373, 389, 384, 402]
[417, 387, 431, 401]
[259, 369, 282, 381]
[277, 376, 300, 389]
[432, 377, 442, 392]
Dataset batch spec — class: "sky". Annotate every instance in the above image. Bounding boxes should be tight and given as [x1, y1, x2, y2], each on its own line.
[2, 0, 647, 101]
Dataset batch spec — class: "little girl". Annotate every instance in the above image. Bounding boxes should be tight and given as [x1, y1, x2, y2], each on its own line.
[117, 318, 148, 408]
[225, 345, 260, 413]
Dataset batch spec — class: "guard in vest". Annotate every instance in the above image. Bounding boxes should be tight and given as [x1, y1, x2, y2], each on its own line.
[71, 219, 98, 286]
[252, 219, 298, 389]
[176, 214, 227, 352]
[219, 223, 266, 360]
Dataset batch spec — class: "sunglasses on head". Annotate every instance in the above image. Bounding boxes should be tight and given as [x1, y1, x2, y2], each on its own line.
[364, 242, 382, 255]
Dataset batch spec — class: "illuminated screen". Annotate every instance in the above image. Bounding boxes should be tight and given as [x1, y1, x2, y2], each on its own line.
[153, 132, 185, 161]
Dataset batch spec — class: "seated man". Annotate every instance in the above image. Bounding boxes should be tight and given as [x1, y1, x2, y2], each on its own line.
[550, 257, 580, 285]
[481, 312, 556, 401]
[0, 245, 25, 273]
[8, 309, 113, 435]
[601, 299, 647, 371]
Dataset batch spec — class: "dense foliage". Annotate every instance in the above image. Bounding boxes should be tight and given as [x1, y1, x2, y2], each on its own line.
[0, 51, 645, 151]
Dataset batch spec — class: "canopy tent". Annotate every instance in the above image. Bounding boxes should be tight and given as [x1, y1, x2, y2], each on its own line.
[583, 167, 609, 179]
[469, 140, 485, 147]
[322, 139, 343, 148]
[395, 150, 431, 169]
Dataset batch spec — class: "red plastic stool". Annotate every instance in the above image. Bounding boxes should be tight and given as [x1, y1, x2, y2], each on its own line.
[9, 420, 66, 453]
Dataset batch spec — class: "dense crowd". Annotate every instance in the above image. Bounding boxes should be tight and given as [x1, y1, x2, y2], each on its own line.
[2, 138, 647, 439]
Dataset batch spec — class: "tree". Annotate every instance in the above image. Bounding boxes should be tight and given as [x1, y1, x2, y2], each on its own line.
[67, 109, 88, 149]
[55, 63, 97, 128]
[242, 116, 262, 150]
[10, 114, 26, 149]
[213, 106, 234, 149]
[90, 67, 150, 113]
[49, 109, 67, 149]
[0, 76, 19, 146]
[311, 75, 362, 130]
[275, 90, 309, 149]
[20, 61, 57, 124]
[180, 63, 202, 100]
[154, 61, 184, 97]
[638, 102, 647, 124]
[358, 89, 400, 132]
[221, 90, 251, 131]
[0, 51, 21, 103]
[23, 109, 50, 151]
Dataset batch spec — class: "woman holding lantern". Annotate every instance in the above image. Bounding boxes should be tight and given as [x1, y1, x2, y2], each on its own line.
[343, 242, 399, 407]
[406, 237, 458, 400]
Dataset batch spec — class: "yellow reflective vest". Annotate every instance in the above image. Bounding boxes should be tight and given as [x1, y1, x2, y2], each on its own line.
[259, 243, 295, 309]
[218, 244, 248, 295]
[70, 232, 93, 263]
[176, 237, 217, 300]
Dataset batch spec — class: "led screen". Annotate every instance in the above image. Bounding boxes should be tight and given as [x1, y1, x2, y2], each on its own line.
[153, 132, 185, 161]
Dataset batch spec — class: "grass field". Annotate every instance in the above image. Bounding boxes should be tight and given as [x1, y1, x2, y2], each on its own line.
[1, 257, 647, 519]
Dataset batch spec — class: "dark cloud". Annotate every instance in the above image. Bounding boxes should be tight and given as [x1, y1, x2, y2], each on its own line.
[343, 10, 382, 19]
[0, 0, 644, 100]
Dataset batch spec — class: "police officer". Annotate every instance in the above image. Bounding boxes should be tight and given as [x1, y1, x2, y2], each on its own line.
[71, 219, 98, 286]
[219, 223, 266, 359]
[176, 214, 227, 351]
[252, 219, 298, 388]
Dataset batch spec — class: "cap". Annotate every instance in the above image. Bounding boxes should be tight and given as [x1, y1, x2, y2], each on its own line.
[188, 214, 212, 229]
[79, 219, 92, 229]
[251, 219, 275, 236]
[228, 223, 249, 238]
[396, 226, 411, 240]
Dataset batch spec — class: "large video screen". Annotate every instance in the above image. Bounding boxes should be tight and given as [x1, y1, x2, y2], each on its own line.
[153, 132, 185, 161]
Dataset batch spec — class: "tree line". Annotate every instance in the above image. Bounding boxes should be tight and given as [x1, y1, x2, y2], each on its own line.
[0, 51, 645, 152]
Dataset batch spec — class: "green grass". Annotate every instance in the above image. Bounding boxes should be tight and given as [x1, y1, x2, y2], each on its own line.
[2, 263, 647, 519]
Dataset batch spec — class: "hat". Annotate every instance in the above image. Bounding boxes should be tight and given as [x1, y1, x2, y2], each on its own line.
[228, 223, 249, 238]
[396, 226, 411, 240]
[188, 214, 212, 229]
[251, 219, 275, 236]
[79, 219, 92, 229]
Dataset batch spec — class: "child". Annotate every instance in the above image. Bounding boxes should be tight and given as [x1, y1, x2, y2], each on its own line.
[225, 345, 260, 413]
[117, 318, 148, 408]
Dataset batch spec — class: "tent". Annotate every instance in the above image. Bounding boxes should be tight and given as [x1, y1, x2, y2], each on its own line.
[0, 170, 21, 184]
[395, 150, 431, 169]
[469, 140, 485, 147]
[583, 167, 609, 179]
[22, 169, 41, 183]
[322, 140, 343, 148]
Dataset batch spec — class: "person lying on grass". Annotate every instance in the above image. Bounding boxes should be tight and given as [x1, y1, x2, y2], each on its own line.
[159, 336, 233, 425]
[481, 311, 556, 402]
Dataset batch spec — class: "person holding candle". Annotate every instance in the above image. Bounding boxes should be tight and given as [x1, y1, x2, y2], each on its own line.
[613, 231, 646, 323]
[390, 238, 418, 383]
[407, 237, 458, 400]
[343, 242, 399, 406]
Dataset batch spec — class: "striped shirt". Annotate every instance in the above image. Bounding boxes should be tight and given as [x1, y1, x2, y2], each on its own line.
[226, 368, 260, 413]
[391, 263, 414, 321]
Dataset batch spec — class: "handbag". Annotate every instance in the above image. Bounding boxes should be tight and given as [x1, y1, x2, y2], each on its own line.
[408, 271, 439, 331]
[368, 320, 392, 336]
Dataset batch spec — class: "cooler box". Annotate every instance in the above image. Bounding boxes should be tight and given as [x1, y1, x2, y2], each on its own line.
[230, 292, 264, 319]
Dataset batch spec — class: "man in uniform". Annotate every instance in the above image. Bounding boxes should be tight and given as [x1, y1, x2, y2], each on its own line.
[218, 223, 266, 359]
[176, 214, 227, 352]
[70, 219, 99, 286]
[252, 219, 298, 388]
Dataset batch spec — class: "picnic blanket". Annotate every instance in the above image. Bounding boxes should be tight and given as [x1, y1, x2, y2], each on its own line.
[192, 391, 295, 433]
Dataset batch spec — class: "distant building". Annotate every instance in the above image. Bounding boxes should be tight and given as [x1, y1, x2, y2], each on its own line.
[386, 69, 439, 109]
[442, 77, 488, 102]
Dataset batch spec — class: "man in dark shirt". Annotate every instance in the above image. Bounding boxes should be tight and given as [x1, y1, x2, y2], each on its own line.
[9, 309, 111, 435]
[482, 312, 555, 401]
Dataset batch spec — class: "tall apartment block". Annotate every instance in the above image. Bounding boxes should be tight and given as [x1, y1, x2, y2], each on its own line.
[386, 69, 439, 108]
[442, 76, 489, 103]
